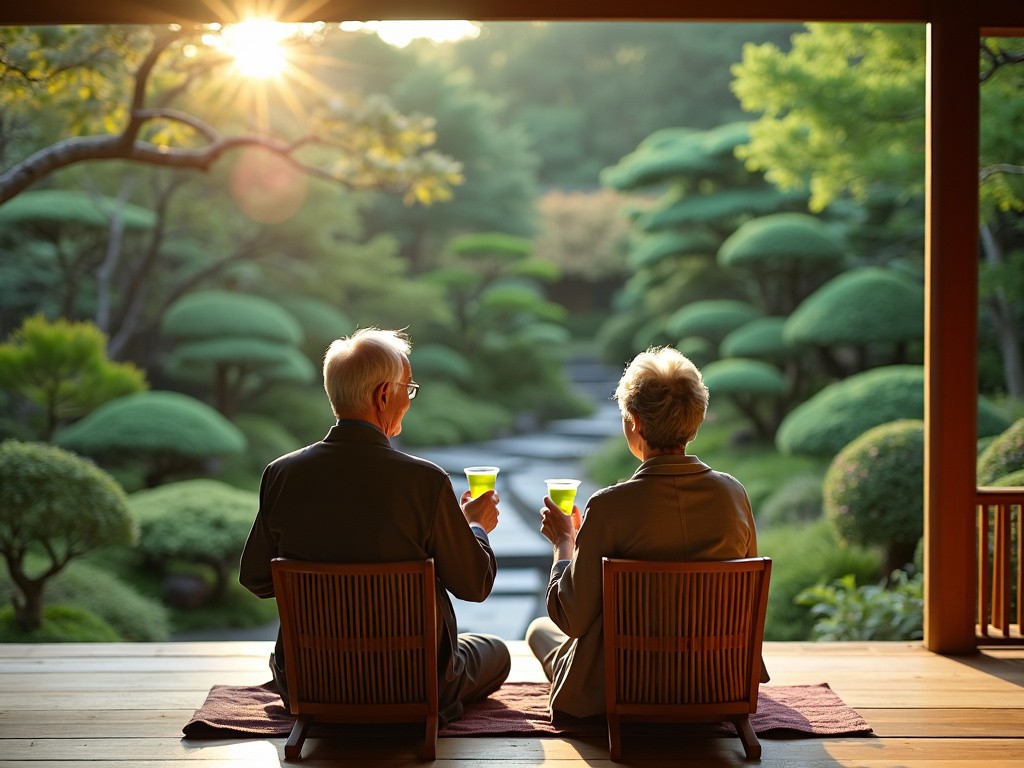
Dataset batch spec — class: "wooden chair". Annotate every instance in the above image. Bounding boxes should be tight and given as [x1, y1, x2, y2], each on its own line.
[270, 558, 439, 760]
[602, 556, 772, 761]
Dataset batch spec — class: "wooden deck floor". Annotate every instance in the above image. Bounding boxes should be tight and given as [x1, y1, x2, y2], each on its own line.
[3, 640, 1022, 767]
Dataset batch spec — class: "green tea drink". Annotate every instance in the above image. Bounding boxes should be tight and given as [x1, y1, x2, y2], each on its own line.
[545, 479, 581, 515]
[464, 466, 499, 498]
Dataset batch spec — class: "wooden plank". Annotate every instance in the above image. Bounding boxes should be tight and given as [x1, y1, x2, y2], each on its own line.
[5, 736, 1024, 762]
[862, 708, 1024, 738]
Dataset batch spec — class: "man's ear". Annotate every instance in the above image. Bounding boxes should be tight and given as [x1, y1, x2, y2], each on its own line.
[628, 412, 644, 437]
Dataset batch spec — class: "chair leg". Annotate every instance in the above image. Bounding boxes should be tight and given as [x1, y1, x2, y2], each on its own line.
[418, 714, 438, 761]
[607, 713, 622, 761]
[284, 715, 313, 760]
[734, 715, 761, 760]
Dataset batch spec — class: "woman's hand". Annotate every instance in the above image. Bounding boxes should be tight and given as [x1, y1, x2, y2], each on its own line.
[539, 496, 580, 559]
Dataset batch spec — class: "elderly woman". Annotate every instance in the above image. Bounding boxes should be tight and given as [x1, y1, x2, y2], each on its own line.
[525, 346, 762, 718]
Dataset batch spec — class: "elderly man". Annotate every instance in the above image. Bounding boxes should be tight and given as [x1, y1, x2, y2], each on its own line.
[525, 345, 765, 718]
[240, 327, 510, 724]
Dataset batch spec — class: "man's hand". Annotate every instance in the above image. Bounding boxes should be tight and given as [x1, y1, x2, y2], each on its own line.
[539, 496, 580, 560]
[461, 489, 500, 533]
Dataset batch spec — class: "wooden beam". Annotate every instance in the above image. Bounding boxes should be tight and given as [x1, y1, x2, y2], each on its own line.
[923, 5, 981, 655]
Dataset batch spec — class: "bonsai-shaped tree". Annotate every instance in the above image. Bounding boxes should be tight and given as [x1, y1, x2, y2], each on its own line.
[717, 212, 847, 314]
[824, 419, 925, 574]
[702, 358, 787, 442]
[977, 418, 1024, 485]
[777, 365, 1011, 458]
[0, 440, 135, 631]
[128, 479, 258, 604]
[0, 315, 147, 441]
[666, 299, 763, 351]
[56, 391, 246, 487]
[277, 296, 352, 361]
[161, 291, 315, 418]
[784, 266, 925, 378]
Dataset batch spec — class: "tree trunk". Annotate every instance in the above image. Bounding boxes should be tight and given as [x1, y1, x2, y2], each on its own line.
[980, 224, 1024, 397]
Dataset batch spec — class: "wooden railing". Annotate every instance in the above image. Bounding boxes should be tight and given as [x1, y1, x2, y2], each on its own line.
[977, 487, 1023, 643]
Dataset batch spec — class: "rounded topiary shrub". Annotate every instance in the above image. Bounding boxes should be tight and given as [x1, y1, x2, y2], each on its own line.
[776, 365, 1011, 457]
[0, 440, 135, 632]
[129, 479, 257, 604]
[720, 317, 790, 360]
[824, 419, 924, 574]
[0, 604, 121, 642]
[665, 299, 762, 343]
[977, 418, 1024, 485]
[400, 382, 514, 446]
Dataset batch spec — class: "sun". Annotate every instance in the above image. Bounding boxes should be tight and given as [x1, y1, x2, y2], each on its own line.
[211, 18, 293, 79]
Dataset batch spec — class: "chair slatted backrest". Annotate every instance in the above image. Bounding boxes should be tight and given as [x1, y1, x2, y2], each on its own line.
[271, 558, 438, 719]
[602, 556, 771, 767]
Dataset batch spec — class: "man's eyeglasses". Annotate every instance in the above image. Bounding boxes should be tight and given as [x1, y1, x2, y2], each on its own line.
[394, 381, 420, 399]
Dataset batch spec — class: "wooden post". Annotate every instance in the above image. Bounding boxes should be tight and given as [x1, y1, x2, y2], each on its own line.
[923, 6, 980, 654]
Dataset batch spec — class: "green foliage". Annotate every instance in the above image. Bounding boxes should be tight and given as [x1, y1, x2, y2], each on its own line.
[666, 299, 762, 343]
[400, 382, 515, 446]
[977, 418, 1024, 485]
[628, 231, 719, 269]
[777, 366, 1011, 457]
[720, 317, 790, 360]
[0, 314, 148, 441]
[758, 473, 825, 528]
[0, 556, 171, 641]
[246, 384, 334, 447]
[759, 519, 881, 641]
[992, 468, 1024, 487]
[129, 479, 257, 602]
[217, 413, 301, 488]
[277, 296, 353, 358]
[784, 266, 924, 346]
[57, 391, 246, 460]
[0, 439, 134, 630]
[409, 344, 474, 385]
[823, 419, 924, 569]
[718, 212, 846, 269]
[703, 358, 786, 395]
[0, 604, 121, 642]
[733, 23, 928, 212]
[0, 439, 135, 563]
[0, 189, 156, 230]
[796, 569, 924, 641]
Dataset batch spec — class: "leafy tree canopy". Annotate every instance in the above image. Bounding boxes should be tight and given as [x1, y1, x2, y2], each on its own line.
[665, 299, 762, 342]
[0, 190, 156, 230]
[161, 291, 303, 345]
[717, 212, 846, 269]
[0, 314, 147, 441]
[720, 316, 790, 360]
[703, 358, 786, 395]
[0, 25, 462, 205]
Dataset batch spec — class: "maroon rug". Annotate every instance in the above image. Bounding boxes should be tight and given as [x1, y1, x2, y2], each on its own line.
[182, 681, 872, 739]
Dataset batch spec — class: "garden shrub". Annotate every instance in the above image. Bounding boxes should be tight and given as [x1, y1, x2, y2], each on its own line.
[796, 569, 923, 641]
[44, 559, 171, 641]
[56, 391, 246, 486]
[977, 418, 1024, 485]
[400, 382, 514, 446]
[247, 383, 335, 446]
[0, 604, 120, 642]
[720, 317, 790, 360]
[665, 299, 761, 343]
[129, 479, 257, 604]
[758, 473, 825, 528]
[0, 440, 135, 631]
[758, 519, 880, 641]
[776, 365, 1010, 457]
[824, 419, 924, 574]
[218, 412, 300, 486]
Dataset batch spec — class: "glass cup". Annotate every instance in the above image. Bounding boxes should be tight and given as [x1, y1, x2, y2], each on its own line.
[464, 466, 499, 498]
[545, 478, 581, 515]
